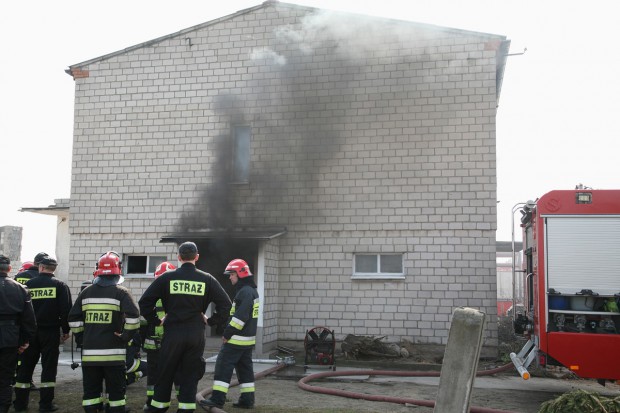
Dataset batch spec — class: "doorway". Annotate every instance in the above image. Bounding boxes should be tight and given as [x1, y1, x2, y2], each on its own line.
[195, 238, 259, 336]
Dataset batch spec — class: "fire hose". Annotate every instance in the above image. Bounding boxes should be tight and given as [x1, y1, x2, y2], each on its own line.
[197, 358, 518, 413]
[297, 362, 519, 413]
[196, 358, 292, 412]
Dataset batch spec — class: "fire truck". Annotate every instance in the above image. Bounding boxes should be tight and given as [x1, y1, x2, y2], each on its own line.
[510, 189, 620, 382]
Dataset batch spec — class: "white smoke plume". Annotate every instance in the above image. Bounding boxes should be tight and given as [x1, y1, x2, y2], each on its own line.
[250, 47, 287, 65]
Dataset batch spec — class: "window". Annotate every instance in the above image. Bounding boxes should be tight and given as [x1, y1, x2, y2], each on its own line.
[125, 255, 167, 277]
[232, 125, 251, 183]
[353, 254, 404, 279]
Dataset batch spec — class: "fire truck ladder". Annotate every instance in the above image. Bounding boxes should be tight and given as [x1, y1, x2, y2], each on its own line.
[509, 339, 537, 380]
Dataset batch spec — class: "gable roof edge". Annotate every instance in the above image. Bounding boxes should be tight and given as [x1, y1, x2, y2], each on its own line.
[66, 2, 270, 75]
[66, 0, 507, 77]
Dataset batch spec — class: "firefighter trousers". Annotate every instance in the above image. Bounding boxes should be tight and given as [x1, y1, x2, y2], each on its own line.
[145, 348, 181, 407]
[209, 344, 255, 406]
[81, 365, 126, 413]
[0, 347, 18, 413]
[148, 326, 206, 412]
[14, 327, 60, 410]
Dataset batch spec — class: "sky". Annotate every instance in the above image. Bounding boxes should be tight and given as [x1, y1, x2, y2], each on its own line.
[1, 0, 619, 262]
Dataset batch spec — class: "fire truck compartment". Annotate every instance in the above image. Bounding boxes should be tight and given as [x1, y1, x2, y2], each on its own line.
[545, 216, 620, 296]
[547, 332, 620, 380]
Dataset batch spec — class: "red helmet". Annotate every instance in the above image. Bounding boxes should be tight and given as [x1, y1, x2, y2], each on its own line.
[224, 259, 252, 278]
[154, 261, 176, 278]
[18, 261, 34, 273]
[94, 251, 122, 276]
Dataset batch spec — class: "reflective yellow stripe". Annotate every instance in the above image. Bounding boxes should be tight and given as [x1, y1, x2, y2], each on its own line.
[70, 326, 84, 333]
[252, 299, 260, 318]
[228, 335, 256, 346]
[40, 382, 55, 388]
[230, 319, 244, 330]
[15, 382, 30, 389]
[240, 382, 255, 393]
[83, 397, 103, 406]
[213, 380, 230, 393]
[123, 322, 140, 330]
[151, 400, 171, 408]
[178, 402, 197, 409]
[82, 355, 126, 362]
[109, 399, 126, 407]
[82, 303, 120, 311]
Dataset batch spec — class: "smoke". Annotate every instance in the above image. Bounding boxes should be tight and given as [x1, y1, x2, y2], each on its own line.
[176, 6, 444, 233]
[250, 47, 287, 65]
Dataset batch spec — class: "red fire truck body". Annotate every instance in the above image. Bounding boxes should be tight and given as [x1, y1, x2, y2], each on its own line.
[512, 189, 620, 381]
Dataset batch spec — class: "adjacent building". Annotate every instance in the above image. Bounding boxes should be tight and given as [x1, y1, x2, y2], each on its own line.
[64, 1, 509, 354]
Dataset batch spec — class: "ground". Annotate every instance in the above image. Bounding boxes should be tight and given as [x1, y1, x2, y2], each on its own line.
[31, 367, 556, 413]
[21, 319, 620, 413]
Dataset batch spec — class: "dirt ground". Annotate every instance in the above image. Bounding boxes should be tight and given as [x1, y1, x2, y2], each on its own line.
[27, 367, 555, 413]
[21, 319, 620, 413]
[24, 355, 599, 413]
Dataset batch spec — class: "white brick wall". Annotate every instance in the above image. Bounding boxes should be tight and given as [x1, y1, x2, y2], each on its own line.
[68, 3, 503, 348]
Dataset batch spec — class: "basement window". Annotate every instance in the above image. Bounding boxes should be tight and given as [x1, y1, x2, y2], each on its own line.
[232, 125, 251, 183]
[124, 255, 167, 277]
[352, 254, 404, 280]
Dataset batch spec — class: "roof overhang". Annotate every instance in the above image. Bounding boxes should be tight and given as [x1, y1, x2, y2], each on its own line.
[20, 206, 69, 218]
[160, 226, 287, 243]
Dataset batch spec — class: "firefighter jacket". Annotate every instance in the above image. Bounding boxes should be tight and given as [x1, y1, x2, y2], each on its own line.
[25, 272, 72, 333]
[0, 272, 37, 348]
[15, 268, 39, 285]
[222, 277, 259, 348]
[68, 278, 140, 366]
[139, 263, 231, 330]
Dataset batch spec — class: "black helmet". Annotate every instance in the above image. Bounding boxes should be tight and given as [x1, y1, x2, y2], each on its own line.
[33, 252, 50, 265]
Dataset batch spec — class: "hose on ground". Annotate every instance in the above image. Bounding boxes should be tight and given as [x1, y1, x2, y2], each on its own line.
[297, 362, 518, 413]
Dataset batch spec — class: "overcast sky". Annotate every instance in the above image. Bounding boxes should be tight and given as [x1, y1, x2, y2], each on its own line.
[1, 0, 618, 262]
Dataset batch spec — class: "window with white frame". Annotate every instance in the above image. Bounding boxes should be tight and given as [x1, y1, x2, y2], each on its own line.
[124, 255, 167, 277]
[353, 254, 404, 279]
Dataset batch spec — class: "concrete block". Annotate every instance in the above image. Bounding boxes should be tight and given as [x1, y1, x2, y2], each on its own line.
[433, 307, 486, 413]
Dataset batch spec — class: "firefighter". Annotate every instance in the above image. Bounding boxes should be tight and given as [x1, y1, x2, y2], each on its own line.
[201, 258, 259, 410]
[14, 256, 72, 413]
[139, 242, 231, 413]
[16, 262, 34, 275]
[68, 251, 140, 413]
[142, 261, 175, 410]
[14, 252, 49, 285]
[125, 329, 146, 386]
[0, 255, 37, 413]
[12, 257, 42, 393]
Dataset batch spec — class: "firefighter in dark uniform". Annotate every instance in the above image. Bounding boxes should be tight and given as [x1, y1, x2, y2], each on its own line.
[14, 252, 49, 285]
[139, 242, 231, 413]
[201, 259, 259, 410]
[12, 253, 47, 392]
[68, 251, 140, 413]
[0, 255, 37, 413]
[14, 256, 72, 413]
[142, 261, 175, 409]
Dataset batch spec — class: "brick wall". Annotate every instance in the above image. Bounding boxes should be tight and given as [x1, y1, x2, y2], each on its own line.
[69, 3, 501, 347]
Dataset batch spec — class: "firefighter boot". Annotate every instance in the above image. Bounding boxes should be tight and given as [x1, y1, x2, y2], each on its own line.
[232, 393, 255, 409]
[199, 398, 224, 410]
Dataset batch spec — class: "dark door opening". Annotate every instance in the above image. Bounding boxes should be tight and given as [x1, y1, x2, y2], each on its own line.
[194, 238, 258, 335]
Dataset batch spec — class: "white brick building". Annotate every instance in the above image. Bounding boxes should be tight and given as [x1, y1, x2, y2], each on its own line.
[66, 1, 509, 354]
